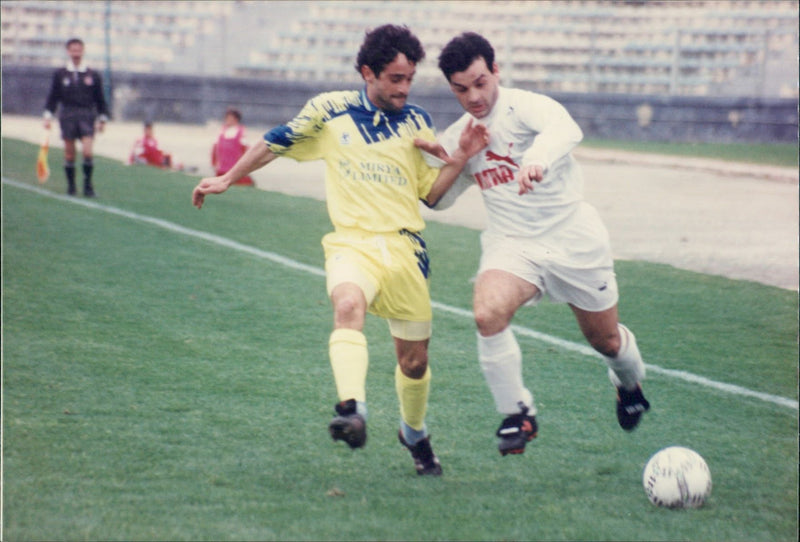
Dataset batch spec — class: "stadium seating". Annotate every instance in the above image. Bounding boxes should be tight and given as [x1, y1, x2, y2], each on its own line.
[2, 0, 797, 97]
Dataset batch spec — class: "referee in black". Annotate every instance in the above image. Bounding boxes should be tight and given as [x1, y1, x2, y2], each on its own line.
[43, 38, 110, 197]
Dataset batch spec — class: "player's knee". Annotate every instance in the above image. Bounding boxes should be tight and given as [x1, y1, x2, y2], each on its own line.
[589, 332, 621, 358]
[332, 295, 366, 328]
[474, 302, 511, 336]
[399, 351, 428, 379]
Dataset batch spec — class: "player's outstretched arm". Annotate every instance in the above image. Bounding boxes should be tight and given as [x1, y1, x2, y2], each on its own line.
[414, 138, 450, 163]
[424, 119, 488, 206]
[192, 139, 277, 209]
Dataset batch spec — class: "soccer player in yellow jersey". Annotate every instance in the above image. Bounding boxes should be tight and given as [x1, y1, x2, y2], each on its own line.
[192, 25, 488, 475]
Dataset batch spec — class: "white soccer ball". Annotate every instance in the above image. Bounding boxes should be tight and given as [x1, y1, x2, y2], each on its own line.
[642, 446, 712, 508]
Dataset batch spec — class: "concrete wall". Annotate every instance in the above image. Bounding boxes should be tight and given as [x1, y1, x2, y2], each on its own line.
[4, 65, 797, 143]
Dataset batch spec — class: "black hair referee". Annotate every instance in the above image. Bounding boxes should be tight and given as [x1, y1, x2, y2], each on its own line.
[43, 38, 110, 197]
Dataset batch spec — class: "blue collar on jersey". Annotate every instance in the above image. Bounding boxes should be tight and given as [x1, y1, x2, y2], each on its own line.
[360, 87, 408, 118]
[356, 87, 432, 144]
[361, 88, 375, 112]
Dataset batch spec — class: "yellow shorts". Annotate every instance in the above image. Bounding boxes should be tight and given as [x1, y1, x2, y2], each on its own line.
[323, 228, 432, 340]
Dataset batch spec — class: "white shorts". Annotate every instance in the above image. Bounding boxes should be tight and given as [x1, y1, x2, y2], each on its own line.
[478, 203, 618, 312]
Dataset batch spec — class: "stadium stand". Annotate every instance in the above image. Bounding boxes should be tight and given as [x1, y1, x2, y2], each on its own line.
[1, 1, 232, 74]
[2, 0, 797, 98]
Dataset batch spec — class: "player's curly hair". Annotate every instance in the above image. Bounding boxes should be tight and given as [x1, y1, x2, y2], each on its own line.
[355, 24, 425, 77]
[438, 32, 495, 82]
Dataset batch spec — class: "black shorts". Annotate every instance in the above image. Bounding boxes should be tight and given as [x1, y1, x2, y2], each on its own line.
[59, 112, 96, 140]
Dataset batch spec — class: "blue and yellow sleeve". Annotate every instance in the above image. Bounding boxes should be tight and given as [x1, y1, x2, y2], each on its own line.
[263, 95, 327, 161]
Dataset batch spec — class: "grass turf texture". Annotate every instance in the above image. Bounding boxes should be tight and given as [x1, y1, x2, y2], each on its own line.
[3, 137, 798, 541]
[581, 139, 799, 168]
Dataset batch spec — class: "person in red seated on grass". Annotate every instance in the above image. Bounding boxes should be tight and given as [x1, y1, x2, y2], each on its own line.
[211, 107, 253, 186]
[128, 122, 181, 170]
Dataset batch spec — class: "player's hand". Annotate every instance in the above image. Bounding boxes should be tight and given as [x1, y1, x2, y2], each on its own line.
[458, 118, 490, 158]
[43, 119, 51, 130]
[518, 164, 545, 195]
[192, 176, 230, 209]
[414, 138, 451, 163]
[414, 119, 489, 164]
[96, 120, 105, 134]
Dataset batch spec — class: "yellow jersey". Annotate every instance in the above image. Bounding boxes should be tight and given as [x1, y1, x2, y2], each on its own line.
[263, 89, 440, 233]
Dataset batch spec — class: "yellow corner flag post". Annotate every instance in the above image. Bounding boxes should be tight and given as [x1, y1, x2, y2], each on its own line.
[36, 127, 51, 183]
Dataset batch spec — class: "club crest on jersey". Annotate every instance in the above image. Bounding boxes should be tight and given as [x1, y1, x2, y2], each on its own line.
[340, 132, 351, 146]
[475, 142, 518, 190]
[84, 75, 93, 85]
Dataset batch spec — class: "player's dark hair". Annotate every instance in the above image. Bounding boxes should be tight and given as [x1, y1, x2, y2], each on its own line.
[225, 107, 242, 122]
[438, 32, 495, 81]
[355, 24, 425, 77]
[65, 38, 84, 48]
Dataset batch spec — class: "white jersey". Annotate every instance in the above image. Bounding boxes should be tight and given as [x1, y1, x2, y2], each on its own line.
[437, 87, 585, 238]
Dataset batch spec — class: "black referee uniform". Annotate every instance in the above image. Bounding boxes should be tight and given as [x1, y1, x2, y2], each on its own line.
[44, 65, 110, 195]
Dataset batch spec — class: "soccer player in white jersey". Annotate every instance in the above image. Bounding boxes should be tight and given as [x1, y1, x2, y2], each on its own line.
[418, 32, 650, 456]
[192, 25, 487, 475]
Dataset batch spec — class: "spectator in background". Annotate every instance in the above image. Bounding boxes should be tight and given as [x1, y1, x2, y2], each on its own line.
[43, 37, 110, 197]
[128, 122, 182, 170]
[211, 108, 253, 186]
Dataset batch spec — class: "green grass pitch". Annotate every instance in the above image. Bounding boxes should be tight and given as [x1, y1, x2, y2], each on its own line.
[2, 138, 797, 541]
[580, 139, 799, 168]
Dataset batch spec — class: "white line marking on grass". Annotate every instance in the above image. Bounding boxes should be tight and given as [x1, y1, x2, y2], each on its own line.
[5, 177, 798, 411]
[431, 301, 799, 410]
[2, 178, 325, 278]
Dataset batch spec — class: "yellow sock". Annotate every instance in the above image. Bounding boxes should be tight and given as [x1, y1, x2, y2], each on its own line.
[395, 364, 431, 431]
[329, 329, 368, 403]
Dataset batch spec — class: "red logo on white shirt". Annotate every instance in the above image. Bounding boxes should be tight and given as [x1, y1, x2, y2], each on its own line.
[485, 143, 519, 168]
[475, 143, 518, 190]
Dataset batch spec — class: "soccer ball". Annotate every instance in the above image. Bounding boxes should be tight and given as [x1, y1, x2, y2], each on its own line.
[642, 446, 712, 508]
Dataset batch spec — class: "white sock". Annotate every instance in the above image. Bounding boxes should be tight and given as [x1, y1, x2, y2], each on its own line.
[606, 324, 646, 391]
[478, 327, 536, 415]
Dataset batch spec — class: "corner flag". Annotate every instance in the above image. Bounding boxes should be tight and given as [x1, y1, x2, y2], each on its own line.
[36, 128, 50, 183]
